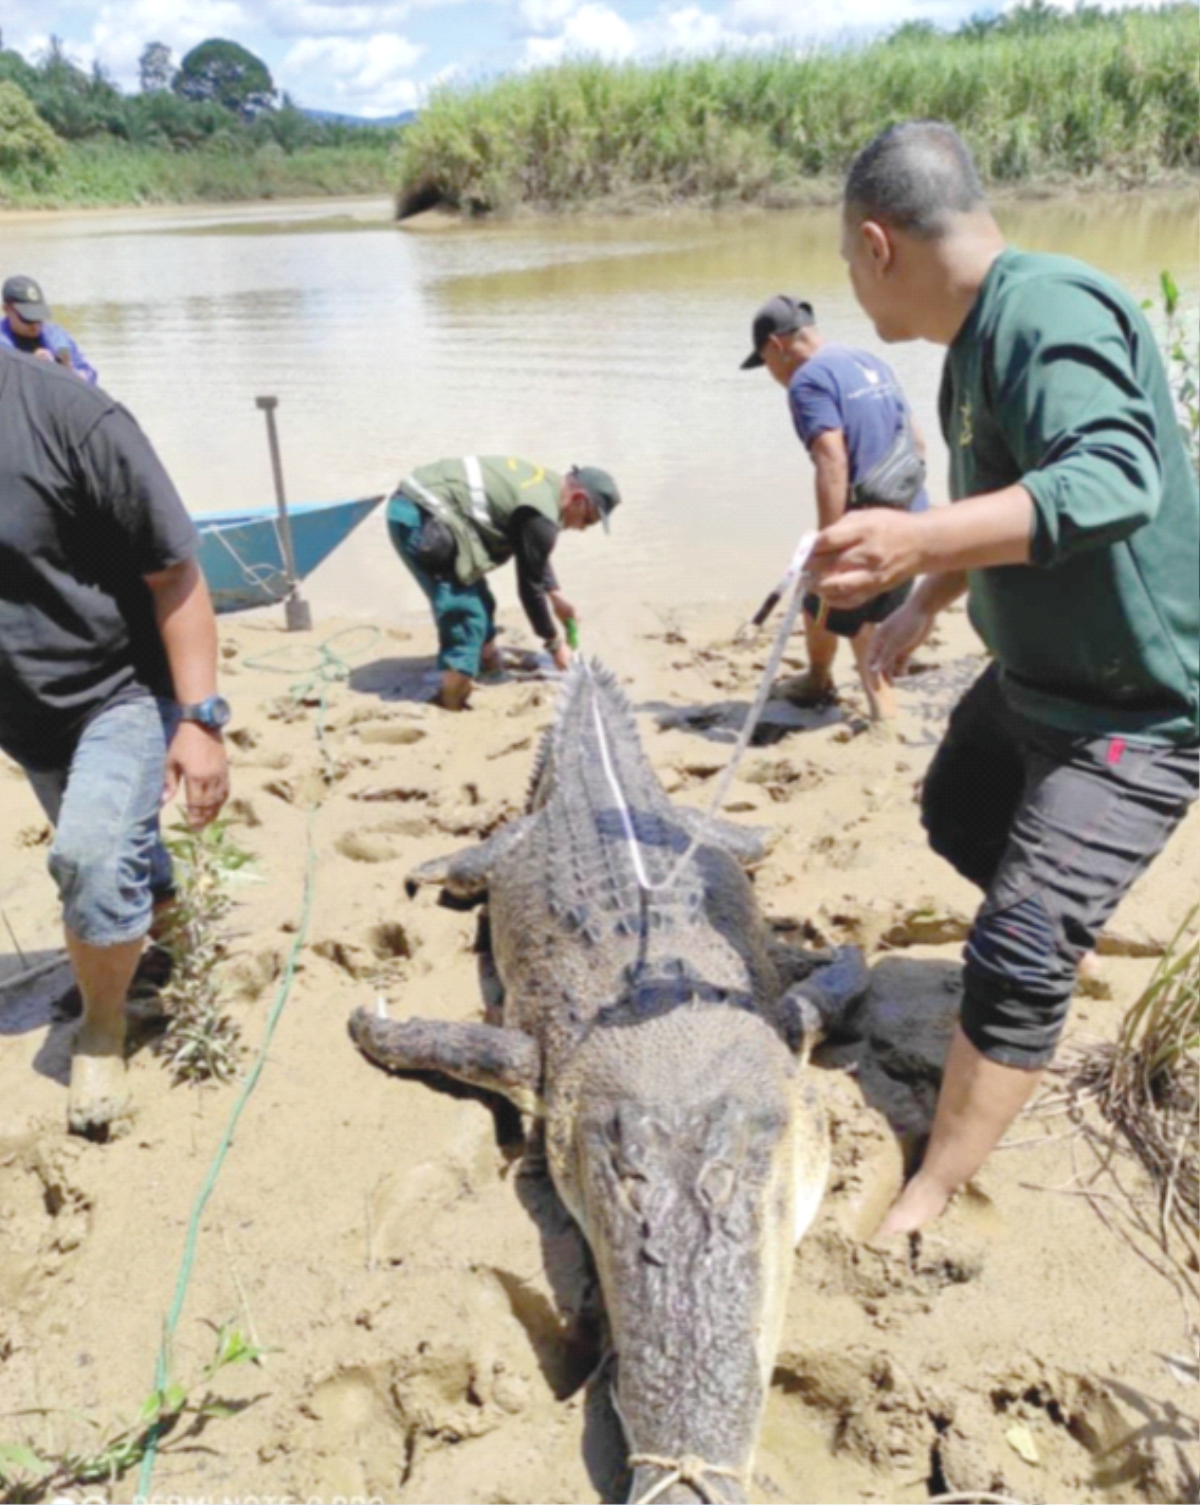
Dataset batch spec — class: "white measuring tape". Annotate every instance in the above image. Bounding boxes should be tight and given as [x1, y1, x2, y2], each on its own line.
[585, 532, 818, 895]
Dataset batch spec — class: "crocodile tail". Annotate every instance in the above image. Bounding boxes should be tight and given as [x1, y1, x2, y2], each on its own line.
[526, 657, 654, 810]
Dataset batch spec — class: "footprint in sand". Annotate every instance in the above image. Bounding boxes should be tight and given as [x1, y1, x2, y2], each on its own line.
[356, 723, 428, 746]
[335, 816, 437, 862]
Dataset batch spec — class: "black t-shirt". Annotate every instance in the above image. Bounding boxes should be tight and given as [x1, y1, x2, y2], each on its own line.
[0, 350, 198, 770]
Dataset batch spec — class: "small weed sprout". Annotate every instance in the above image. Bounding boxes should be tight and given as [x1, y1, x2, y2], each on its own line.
[0, 1322, 264, 1502]
[156, 819, 255, 1084]
[1147, 269, 1199, 474]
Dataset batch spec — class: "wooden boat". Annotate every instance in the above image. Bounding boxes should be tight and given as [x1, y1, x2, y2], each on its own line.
[195, 494, 385, 614]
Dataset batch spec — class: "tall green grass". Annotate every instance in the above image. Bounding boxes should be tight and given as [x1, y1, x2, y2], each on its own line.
[0, 137, 397, 208]
[396, 5, 1199, 214]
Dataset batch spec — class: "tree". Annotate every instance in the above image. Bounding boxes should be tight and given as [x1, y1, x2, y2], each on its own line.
[173, 39, 276, 119]
[0, 79, 66, 174]
[139, 41, 173, 94]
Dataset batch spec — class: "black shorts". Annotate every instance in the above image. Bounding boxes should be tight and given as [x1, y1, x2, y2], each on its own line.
[802, 579, 912, 639]
[922, 665, 1198, 1069]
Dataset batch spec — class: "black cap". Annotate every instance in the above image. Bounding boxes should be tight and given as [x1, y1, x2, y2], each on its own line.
[570, 465, 620, 533]
[740, 295, 815, 369]
[2, 275, 50, 322]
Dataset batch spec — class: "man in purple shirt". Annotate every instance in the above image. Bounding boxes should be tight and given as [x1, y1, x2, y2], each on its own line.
[0, 273, 98, 384]
[742, 295, 927, 721]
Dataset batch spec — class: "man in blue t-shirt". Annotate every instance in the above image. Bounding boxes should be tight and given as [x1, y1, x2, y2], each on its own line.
[741, 295, 927, 721]
[0, 273, 98, 384]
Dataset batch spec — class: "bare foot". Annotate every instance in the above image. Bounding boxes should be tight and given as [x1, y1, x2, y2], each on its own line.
[874, 1171, 952, 1239]
[770, 669, 837, 707]
[68, 1019, 133, 1141]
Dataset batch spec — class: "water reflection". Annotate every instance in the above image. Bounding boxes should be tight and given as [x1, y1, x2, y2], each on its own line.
[1, 191, 1194, 620]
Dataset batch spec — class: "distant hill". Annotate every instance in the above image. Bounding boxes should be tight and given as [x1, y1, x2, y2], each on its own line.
[302, 107, 416, 128]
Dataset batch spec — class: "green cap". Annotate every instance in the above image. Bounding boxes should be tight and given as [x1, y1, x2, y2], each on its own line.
[570, 465, 620, 533]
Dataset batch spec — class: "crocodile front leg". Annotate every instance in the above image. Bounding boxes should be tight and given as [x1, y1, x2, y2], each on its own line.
[349, 1006, 544, 1116]
[776, 944, 870, 1058]
[673, 806, 780, 867]
[404, 818, 530, 900]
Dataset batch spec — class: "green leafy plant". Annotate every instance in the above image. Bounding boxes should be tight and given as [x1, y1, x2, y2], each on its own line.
[155, 818, 255, 1084]
[0, 1323, 264, 1503]
[1153, 269, 1200, 473]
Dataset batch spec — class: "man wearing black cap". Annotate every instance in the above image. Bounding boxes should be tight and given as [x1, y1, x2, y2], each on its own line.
[742, 295, 927, 721]
[1, 274, 98, 384]
[387, 455, 620, 709]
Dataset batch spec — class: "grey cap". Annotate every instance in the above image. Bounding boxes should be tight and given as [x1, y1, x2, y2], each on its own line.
[570, 465, 620, 533]
[740, 294, 815, 369]
[2, 275, 51, 322]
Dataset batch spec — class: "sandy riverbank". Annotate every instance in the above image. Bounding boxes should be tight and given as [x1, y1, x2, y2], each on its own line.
[0, 593, 1196, 1504]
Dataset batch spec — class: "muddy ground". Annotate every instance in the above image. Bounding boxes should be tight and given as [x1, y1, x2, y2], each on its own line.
[1, 596, 1196, 1505]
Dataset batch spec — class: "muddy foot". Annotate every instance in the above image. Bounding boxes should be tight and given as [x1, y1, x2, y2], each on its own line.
[770, 670, 838, 707]
[68, 1022, 133, 1142]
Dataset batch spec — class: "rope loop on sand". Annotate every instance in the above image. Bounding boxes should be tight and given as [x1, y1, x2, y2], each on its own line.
[628, 1450, 747, 1504]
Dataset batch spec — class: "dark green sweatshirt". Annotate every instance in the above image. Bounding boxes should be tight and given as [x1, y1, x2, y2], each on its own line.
[939, 247, 1199, 745]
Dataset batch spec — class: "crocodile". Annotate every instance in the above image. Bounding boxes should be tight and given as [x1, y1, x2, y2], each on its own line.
[349, 659, 867, 1504]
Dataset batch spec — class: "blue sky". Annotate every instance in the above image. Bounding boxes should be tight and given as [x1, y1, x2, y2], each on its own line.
[0, 0, 1171, 118]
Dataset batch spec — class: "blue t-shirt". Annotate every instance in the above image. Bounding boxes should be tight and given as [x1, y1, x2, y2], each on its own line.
[0, 317, 98, 385]
[788, 344, 929, 512]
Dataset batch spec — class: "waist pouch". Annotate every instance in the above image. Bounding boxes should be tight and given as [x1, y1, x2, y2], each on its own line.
[851, 415, 926, 511]
[410, 511, 459, 580]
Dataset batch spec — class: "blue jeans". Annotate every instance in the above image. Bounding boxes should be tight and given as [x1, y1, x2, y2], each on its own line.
[25, 696, 177, 948]
[387, 496, 498, 677]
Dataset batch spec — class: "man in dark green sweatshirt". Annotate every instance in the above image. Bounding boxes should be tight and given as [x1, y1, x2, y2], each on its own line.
[809, 120, 1199, 1237]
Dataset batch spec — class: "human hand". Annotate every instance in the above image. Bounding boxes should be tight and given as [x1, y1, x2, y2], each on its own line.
[34, 348, 55, 363]
[807, 510, 924, 610]
[163, 722, 230, 830]
[867, 597, 938, 687]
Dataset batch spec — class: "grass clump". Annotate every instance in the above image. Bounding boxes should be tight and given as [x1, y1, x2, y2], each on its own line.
[0, 1323, 263, 1503]
[155, 819, 254, 1085]
[1066, 910, 1199, 1280]
[395, 4, 1199, 216]
[0, 136, 397, 208]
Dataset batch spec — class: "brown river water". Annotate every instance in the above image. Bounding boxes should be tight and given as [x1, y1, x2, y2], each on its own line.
[4, 191, 1196, 626]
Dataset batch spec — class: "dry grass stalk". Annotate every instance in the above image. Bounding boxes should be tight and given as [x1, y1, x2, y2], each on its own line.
[1067, 907, 1199, 1271]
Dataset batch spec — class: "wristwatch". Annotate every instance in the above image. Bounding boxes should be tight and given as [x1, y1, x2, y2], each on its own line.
[177, 695, 232, 731]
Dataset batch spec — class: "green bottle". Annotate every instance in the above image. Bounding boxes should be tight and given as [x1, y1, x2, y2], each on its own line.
[565, 618, 580, 650]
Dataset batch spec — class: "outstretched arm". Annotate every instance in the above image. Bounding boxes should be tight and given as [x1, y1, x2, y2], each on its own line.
[144, 557, 230, 830]
[806, 485, 1035, 610]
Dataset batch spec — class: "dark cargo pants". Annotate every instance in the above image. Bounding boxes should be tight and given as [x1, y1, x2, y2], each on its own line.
[921, 665, 1198, 1068]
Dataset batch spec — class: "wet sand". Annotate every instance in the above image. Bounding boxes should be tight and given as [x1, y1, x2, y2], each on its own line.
[0, 591, 1196, 1504]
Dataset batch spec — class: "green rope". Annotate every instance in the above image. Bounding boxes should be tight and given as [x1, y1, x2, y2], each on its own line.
[136, 625, 378, 1498]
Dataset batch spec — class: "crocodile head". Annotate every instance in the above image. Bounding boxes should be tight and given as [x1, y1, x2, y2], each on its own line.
[551, 1003, 827, 1504]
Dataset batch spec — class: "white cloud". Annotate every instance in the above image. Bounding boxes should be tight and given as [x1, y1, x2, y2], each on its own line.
[522, 2, 637, 64]
[85, 0, 256, 90]
[519, 0, 580, 31]
[281, 31, 424, 112]
[265, 0, 414, 39]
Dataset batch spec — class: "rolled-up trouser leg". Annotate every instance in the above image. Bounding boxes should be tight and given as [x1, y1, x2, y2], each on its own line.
[961, 728, 1198, 1068]
[25, 697, 174, 947]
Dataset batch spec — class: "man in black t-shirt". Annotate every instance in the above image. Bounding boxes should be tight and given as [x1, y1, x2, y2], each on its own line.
[0, 348, 229, 1140]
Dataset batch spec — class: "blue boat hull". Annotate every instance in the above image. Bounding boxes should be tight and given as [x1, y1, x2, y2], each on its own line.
[195, 494, 385, 614]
